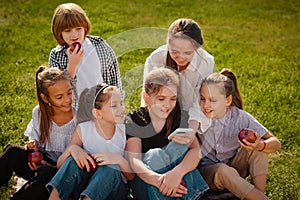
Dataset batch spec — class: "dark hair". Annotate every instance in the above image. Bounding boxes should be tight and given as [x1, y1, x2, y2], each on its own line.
[94, 84, 118, 110]
[144, 67, 180, 136]
[201, 68, 243, 109]
[36, 66, 70, 144]
[166, 18, 204, 70]
[51, 3, 91, 46]
[76, 84, 119, 124]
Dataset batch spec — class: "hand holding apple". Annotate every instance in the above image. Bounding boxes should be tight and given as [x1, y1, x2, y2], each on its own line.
[87, 153, 98, 172]
[70, 42, 81, 53]
[28, 151, 44, 166]
[238, 128, 257, 144]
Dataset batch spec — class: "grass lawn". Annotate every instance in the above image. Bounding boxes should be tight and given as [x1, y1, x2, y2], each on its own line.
[0, 0, 299, 199]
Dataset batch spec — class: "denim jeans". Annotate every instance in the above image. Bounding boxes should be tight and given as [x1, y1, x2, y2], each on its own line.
[47, 156, 127, 200]
[130, 142, 209, 200]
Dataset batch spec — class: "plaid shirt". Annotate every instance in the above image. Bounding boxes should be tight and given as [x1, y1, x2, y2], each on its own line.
[49, 35, 123, 105]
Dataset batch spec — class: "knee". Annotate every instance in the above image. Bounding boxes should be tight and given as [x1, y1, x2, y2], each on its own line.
[2, 144, 24, 157]
[251, 150, 268, 163]
[4, 144, 18, 153]
[214, 163, 239, 181]
[145, 148, 165, 160]
[144, 148, 168, 167]
[96, 165, 122, 180]
[62, 156, 80, 171]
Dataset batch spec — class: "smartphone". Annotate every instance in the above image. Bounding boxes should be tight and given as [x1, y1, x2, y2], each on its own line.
[167, 128, 194, 140]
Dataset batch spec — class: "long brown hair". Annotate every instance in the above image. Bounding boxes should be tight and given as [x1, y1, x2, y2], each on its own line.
[166, 18, 204, 70]
[201, 68, 243, 109]
[51, 3, 91, 46]
[36, 66, 70, 144]
[144, 67, 180, 137]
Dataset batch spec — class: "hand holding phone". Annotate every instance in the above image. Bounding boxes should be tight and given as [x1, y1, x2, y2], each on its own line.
[167, 128, 194, 140]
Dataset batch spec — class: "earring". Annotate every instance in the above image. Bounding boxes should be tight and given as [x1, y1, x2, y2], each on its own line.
[48, 102, 52, 107]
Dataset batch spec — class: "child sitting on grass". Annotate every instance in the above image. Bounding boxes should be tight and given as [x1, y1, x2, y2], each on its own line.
[47, 84, 134, 200]
[0, 66, 76, 200]
[197, 68, 281, 200]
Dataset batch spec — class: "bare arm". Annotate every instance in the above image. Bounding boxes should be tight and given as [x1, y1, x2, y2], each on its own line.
[94, 151, 135, 180]
[126, 137, 162, 187]
[173, 137, 200, 173]
[66, 47, 84, 78]
[161, 137, 201, 189]
[56, 126, 93, 170]
[259, 132, 281, 153]
[240, 131, 281, 153]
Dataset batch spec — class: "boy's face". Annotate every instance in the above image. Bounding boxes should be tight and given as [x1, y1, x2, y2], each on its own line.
[199, 83, 231, 119]
[62, 27, 85, 46]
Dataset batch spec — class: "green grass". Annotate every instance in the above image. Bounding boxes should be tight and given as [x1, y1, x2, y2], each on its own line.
[0, 0, 299, 199]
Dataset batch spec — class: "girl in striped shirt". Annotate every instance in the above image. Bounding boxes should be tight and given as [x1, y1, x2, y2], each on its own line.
[0, 66, 76, 199]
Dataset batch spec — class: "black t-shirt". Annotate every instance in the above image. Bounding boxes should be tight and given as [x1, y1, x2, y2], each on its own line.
[125, 106, 189, 153]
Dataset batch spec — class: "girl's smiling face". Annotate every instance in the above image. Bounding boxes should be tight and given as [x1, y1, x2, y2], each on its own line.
[99, 90, 125, 124]
[146, 85, 177, 120]
[199, 83, 232, 119]
[168, 38, 195, 71]
[45, 79, 73, 113]
[62, 26, 85, 46]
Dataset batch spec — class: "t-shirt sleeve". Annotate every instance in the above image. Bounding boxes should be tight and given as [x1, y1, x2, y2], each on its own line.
[24, 106, 40, 143]
[240, 110, 269, 138]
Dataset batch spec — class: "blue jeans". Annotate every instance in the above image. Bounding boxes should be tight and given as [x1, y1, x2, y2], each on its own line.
[47, 156, 127, 200]
[130, 142, 209, 200]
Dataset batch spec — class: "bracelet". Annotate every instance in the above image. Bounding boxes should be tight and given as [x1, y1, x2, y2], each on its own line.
[258, 140, 266, 152]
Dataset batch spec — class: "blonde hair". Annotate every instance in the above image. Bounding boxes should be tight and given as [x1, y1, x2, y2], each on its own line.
[144, 67, 180, 136]
[144, 67, 180, 97]
[51, 3, 91, 46]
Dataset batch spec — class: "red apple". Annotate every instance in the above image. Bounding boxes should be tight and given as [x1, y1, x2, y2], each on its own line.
[89, 161, 98, 172]
[28, 151, 44, 166]
[87, 154, 98, 172]
[70, 42, 81, 53]
[180, 179, 186, 187]
[238, 128, 257, 144]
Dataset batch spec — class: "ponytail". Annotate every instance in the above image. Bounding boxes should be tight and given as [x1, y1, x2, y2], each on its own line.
[201, 68, 243, 110]
[36, 66, 52, 144]
[220, 68, 243, 109]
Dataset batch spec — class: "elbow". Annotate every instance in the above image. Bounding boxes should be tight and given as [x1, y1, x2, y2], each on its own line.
[277, 140, 282, 151]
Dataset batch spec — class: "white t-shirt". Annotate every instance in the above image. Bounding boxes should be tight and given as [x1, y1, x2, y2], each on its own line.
[79, 121, 125, 156]
[24, 105, 76, 162]
[76, 38, 103, 97]
[144, 44, 215, 131]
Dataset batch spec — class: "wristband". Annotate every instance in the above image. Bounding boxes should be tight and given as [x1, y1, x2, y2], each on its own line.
[258, 140, 266, 152]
